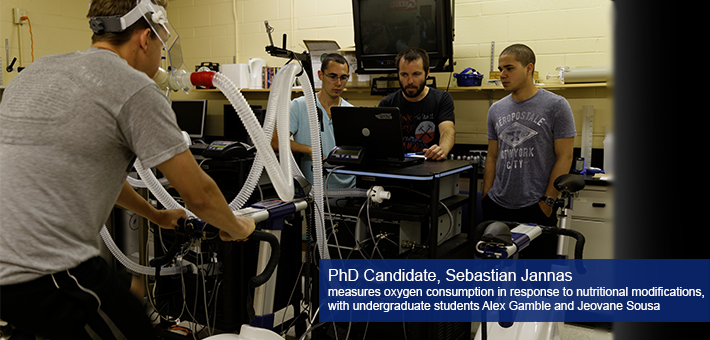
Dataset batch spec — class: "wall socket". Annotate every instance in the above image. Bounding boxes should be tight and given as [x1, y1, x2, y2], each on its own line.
[13, 8, 27, 24]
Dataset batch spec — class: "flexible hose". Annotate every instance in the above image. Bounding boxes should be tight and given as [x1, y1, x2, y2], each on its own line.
[125, 174, 149, 188]
[133, 157, 196, 218]
[99, 225, 188, 276]
[125, 173, 169, 188]
[133, 67, 303, 211]
[298, 72, 328, 260]
[211, 66, 327, 259]
[212, 67, 296, 202]
[225, 64, 303, 210]
[114, 64, 330, 272]
[325, 188, 368, 198]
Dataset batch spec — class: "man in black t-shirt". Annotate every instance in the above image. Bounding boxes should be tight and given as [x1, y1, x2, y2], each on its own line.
[378, 48, 455, 161]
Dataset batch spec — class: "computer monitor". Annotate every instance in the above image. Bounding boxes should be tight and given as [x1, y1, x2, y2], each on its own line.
[171, 99, 207, 139]
[223, 104, 266, 144]
[351, 0, 455, 73]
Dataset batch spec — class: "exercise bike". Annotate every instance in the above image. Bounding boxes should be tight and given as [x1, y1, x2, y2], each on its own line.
[472, 174, 586, 340]
[148, 216, 284, 340]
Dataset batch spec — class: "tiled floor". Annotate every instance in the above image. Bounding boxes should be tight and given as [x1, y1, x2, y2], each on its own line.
[471, 322, 613, 340]
[560, 323, 613, 340]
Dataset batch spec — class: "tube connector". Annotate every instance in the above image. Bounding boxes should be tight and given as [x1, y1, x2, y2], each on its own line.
[190, 71, 216, 88]
[367, 186, 391, 204]
[153, 67, 195, 93]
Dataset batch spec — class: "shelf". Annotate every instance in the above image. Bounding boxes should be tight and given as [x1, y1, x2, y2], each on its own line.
[193, 87, 370, 93]
[446, 82, 608, 92]
[191, 82, 608, 95]
[193, 88, 274, 93]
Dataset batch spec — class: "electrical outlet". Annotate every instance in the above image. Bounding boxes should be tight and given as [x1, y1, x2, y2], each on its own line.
[13, 8, 27, 24]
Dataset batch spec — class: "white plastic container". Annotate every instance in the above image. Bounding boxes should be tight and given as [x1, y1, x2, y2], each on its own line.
[221, 64, 250, 88]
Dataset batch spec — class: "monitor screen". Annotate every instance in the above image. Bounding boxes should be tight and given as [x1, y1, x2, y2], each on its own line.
[223, 104, 265, 145]
[352, 0, 454, 73]
[358, 0, 439, 55]
[171, 99, 207, 139]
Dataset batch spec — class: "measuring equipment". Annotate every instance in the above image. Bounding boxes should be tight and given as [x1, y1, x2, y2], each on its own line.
[326, 145, 366, 165]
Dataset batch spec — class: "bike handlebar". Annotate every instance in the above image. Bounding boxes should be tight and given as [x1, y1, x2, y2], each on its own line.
[149, 217, 280, 288]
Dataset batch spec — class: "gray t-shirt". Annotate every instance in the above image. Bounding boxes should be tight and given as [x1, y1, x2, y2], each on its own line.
[486, 89, 576, 209]
[0, 47, 187, 285]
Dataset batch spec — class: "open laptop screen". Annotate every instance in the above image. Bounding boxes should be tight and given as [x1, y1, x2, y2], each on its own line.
[331, 106, 407, 163]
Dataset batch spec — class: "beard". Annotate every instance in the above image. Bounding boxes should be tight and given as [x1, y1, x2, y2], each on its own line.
[402, 82, 426, 98]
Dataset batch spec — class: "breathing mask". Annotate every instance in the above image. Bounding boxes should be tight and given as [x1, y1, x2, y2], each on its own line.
[89, 0, 186, 90]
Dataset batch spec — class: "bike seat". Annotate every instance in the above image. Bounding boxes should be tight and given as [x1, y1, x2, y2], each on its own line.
[481, 221, 513, 246]
[554, 174, 585, 193]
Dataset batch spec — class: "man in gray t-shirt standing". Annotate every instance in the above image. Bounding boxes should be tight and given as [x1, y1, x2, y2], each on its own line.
[0, 1, 254, 339]
[482, 44, 576, 259]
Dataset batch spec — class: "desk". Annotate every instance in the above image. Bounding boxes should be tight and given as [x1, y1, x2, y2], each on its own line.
[327, 160, 478, 259]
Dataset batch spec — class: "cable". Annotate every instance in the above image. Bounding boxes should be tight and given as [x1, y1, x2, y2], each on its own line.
[180, 260, 200, 340]
[371, 237, 385, 259]
[278, 260, 306, 335]
[324, 166, 345, 259]
[310, 306, 320, 326]
[311, 194, 330, 260]
[198, 253, 211, 336]
[382, 185, 455, 245]
[332, 322, 339, 340]
[298, 322, 326, 340]
[20, 16, 34, 62]
[364, 198, 384, 259]
[345, 322, 352, 340]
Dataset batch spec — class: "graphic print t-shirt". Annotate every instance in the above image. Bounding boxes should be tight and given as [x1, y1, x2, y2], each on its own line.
[379, 88, 455, 153]
[486, 89, 577, 209]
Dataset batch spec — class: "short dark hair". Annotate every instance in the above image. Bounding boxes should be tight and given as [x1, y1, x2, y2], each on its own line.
[320, 53, 349, 73]
[395, 47, 429, 73]
[500, 44, 536, 72]
[87, 0, 167, 46]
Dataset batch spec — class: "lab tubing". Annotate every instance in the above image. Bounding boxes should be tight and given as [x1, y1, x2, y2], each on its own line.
[135, 66, 300, 214]
[133, 157, 196, 218]
[211, 66, 296, 203]
[99, 225, 188, 276]
[113, 63, 330, 269]
[209, 65, 329, 259]
[299, 70, 328, 259]
[326, 188, 368, 198]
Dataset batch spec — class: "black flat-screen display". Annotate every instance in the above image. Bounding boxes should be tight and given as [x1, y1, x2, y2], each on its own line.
[352, 0, 454, 74]
[171, 99, 207, 139]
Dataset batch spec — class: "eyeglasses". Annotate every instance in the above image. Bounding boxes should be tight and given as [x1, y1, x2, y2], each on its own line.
[324, 73, 350, 82]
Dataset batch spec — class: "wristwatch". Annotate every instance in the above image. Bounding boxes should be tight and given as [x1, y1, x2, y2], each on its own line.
[541, 196, 556, 206]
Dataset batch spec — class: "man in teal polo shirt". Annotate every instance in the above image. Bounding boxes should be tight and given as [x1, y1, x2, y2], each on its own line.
[275, 53, 356, 188]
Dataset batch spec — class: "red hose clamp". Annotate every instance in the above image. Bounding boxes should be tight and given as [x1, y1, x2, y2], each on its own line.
[190, 71, 216, 88]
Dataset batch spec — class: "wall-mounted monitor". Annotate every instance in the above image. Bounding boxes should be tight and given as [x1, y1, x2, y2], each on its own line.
[351, 0, 454, 74]
[171, 99, 207, 139]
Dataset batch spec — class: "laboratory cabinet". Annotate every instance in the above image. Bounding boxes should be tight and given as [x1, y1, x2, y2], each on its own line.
[565, 182, 614, 259]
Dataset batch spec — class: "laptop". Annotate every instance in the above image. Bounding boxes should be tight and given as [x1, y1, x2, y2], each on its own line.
[330, 106, 423, 167]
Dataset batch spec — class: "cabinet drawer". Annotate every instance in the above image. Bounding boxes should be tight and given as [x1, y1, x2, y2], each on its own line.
[565, 219, 613, 259]
[571, 187, 613, 221]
